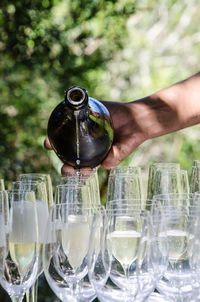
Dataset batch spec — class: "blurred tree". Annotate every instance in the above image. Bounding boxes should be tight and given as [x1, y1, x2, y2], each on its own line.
[0, 0, 135, 183]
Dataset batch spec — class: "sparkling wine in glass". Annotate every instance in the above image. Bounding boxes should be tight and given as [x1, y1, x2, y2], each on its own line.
[0, 190, 39, 302]
[43, 201, 96, 302]
[15, 176, 51, 302]
[156, 203, 199, 301]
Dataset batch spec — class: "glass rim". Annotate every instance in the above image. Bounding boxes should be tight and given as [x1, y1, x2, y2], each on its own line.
[109, 166, 141, 171]
[61, 174, 95, 179]
[158, 211, 199, 217]
[153, 193, 194, 199]
[154, 169, 188, 174]
[4, 189, 36, 193]
[108, 174, 141, 179]
[13, 180, 44, 185]
[149, 162, 180, 167]
[106, 208, 149, 214]
[52, 202, 104, 209]
[55, 184, 87, 189]
[62, 167, 97, 172]
[19, 173, 50, 177]
[107, 198, 153, 203]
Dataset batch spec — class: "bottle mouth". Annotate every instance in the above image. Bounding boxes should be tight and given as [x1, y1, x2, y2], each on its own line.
[67, 87, 86, 106]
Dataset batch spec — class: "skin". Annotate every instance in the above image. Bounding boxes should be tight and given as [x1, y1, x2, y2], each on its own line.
[44, 72, 200, 175]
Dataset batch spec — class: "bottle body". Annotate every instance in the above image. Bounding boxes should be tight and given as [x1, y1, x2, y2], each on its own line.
[47, 87, 114, 168]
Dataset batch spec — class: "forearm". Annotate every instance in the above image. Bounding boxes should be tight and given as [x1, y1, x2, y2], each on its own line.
[132, 72, 200, 140]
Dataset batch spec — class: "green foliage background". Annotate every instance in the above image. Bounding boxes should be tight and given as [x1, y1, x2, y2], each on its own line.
[0, 0, 200, 300]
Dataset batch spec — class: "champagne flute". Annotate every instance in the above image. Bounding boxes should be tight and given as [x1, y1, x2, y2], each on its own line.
[16, 176, 51, 302]
[12, 181, 49, 274]
[156, 204, 198, 301]
[107, 167, 144, 207]
[54, 184, 97, 301]
[106, 208, 157, 300]
[43, 202, 95, 302]
[0, 190, 39, 302]
[18, 173, 53, 302]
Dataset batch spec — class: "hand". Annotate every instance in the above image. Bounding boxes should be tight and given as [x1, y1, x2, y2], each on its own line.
[44, 72, 200, 175]
[100, 100, 147, 169]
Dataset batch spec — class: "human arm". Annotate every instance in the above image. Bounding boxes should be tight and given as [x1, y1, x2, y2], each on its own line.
[101, 71, 200, 169]
[44, 71, 200, 173]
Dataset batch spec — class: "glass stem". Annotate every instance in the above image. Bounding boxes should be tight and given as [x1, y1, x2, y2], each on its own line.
[123, 264, 130, 279]
[11, 296, 24, 302]
[69, 279, 81, 300]
[26, 279, 38, 302]
[123, 265, 132, 302]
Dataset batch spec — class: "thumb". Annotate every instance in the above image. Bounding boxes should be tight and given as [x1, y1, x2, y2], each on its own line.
[44, 137, 52, 150]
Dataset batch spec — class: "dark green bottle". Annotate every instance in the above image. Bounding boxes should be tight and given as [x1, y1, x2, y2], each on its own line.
[47, 86, 114, 168]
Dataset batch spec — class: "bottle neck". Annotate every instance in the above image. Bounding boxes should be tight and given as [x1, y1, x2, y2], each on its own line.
[65, 86, 88, 110]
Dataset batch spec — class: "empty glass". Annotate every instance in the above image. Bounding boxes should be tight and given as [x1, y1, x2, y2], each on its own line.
[147, 163, 180, 200]
[107, 166, 144, 207]
[153, 169, 189, 196]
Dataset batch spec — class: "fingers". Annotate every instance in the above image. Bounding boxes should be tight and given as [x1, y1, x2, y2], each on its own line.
[61, 165, 95, 176]
[101, 145, 121, 170]
[61, 165, 75, 176]
[44, 137, 52, 150]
